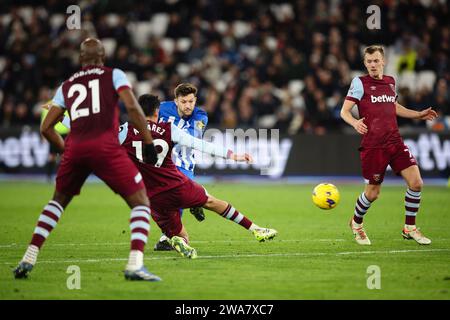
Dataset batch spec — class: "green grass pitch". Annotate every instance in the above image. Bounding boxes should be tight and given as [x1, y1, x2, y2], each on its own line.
[0, 181, 449, 300]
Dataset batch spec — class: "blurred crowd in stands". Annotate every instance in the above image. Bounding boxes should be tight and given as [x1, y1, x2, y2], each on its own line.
[0, 0, 449, 134]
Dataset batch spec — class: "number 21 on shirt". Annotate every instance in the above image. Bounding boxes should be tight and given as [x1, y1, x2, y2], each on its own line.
[68, 79, 100, 121]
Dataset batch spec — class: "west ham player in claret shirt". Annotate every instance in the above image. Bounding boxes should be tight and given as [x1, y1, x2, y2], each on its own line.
[13, 38, 161, 282]
[341, 45, 437, 246]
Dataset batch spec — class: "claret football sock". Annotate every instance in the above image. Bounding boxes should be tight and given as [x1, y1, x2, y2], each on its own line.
[30, 200, 64, 249]
[127, 206, 150, 271]
[130, 206, 151, 252]
[405, 188, 421, 226]
[353, 192, 372, 224]
[220, 204, 253, 229]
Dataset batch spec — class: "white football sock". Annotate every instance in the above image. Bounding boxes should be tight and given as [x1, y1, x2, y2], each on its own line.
[126, 250, 143, 271]
[22, 245, 39, 265]
[352, 219, 362, 228]
[159, 234, 169, 242]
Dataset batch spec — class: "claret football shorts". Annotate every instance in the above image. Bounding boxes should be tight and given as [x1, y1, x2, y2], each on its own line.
[56, 144, 145, 197]
[150, 179, 208, 237]
[360, 143, 417, 185]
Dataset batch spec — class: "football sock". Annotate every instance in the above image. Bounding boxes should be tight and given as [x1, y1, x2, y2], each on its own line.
[30, 200, 64, 249]
[158, 234, 170, 242]
[220, 204, 253, 229]
[405, 188, 421, 226]
[249, 224, 261, 231]
[130, 206, 151, 252]
[22, 244, 39, 265]
[353, 192, 372, 224]
[127, 250, 144, 271]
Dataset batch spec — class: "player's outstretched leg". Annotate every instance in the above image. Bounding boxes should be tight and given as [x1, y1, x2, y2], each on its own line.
[349, 192, 373, 245]
[170, 236, 197, 259]
[124, 205, 161, 281]
[14, 198, 66, 279]
[203, 196, 277, 242]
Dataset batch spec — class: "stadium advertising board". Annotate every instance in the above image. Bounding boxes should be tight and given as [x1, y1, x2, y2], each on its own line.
[0, 127, 449, 177]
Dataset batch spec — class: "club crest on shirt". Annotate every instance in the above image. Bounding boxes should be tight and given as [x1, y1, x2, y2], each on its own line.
[389, 84, 396, 93]
[196, 120, 205, 130]
[373, 174, 381, 182]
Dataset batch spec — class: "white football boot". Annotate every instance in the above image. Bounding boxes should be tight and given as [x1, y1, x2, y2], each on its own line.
[402, 225, 431, 245]
[253, 228, 278, 242]
[349, 219, 371, 245]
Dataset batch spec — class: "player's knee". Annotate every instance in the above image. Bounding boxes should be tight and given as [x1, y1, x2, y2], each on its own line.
[365, 189, 380, 202]
[125, 189, 149, 208]
[52, 191, 72, 208]
[138, 193, 150, 207]
[409, 178, 423, 191]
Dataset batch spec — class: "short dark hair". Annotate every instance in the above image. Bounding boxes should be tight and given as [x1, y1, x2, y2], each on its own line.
[363, 45, 385, 58]
[174, 83, 197, 98]
[138, 94, 160, 117]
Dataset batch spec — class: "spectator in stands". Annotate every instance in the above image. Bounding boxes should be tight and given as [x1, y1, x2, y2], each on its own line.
[0, 0, 448, 136]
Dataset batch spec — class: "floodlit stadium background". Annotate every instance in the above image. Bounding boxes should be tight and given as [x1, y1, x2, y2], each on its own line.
[1, 0, 450, 302]
[0, 0, 449, 183]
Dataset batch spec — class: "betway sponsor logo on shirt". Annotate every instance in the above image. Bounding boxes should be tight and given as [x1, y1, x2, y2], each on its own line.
[370, 94, 396, 103]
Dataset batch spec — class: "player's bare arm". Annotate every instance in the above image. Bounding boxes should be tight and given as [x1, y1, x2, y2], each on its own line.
[395, 103, 438, 121]
[340, 99, 368, 135]
[40, 105, 66, 153]
[41, 102, 65, 123]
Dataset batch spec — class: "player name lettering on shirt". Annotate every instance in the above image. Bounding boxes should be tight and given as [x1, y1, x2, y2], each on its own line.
[370, 94, 396, 103]
[69, 68, 105, 82]
[149, 123, 166, 135]
[132, 124, 166, 136]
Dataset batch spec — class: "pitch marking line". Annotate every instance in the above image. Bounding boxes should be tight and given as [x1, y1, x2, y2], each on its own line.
[1, 248, 449, 265]
[2, 238, 450, 249]
[0, 239, 347, 248]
